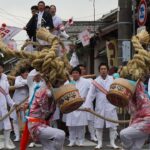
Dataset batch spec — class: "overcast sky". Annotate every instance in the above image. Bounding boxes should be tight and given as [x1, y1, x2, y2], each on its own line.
[0, 0, 118, 45]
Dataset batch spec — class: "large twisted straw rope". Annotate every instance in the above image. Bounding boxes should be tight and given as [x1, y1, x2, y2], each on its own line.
[21, 40, 41, 50]
[120, 30, 150, 80]
[0, 28, 71, 83]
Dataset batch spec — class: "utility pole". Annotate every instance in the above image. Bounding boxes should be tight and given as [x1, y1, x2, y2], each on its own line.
[118, 0, 133, 65]
[90, 0, 96, 74]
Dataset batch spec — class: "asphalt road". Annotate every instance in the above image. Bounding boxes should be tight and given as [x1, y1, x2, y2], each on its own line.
[1, 129, 150, 150]
[13, 138, 150, 150]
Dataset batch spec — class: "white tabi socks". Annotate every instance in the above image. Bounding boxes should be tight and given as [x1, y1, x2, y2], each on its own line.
[4, 130, 16, 149]
[109, 128, 119, 149]
[95, 128, 103, 149]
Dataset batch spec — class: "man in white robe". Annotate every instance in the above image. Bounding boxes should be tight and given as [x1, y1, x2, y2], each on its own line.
[12, 68, 29, 142]
[65, 67, 90, 146]
[77, 64, 97, 142]
[0, 62, 16, 149]
[49, 5, 63, 37]
[83, 63, 119, 149]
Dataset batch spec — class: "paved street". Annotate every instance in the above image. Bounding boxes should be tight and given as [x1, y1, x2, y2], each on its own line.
[12, 137, 150, 150]
[12, 140, 122, 150]
[13, 141, 150, 150]
[1, 130, 150, 149]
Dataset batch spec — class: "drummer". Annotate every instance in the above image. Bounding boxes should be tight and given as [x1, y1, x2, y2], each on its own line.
[27, 80, 65, 150]
[12, 68, 29, 142]
[120, 79, 150, 150]
[83, 63, 119, 149]
[65, 66, 91, 146]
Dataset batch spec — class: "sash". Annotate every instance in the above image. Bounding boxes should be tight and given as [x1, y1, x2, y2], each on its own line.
[0, 86, 7, 96]
[92, 80, 108, 95]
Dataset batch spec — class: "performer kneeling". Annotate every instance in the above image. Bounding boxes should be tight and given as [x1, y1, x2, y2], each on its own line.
[120, 80, 150, 150]
[27, 81, 65, 150]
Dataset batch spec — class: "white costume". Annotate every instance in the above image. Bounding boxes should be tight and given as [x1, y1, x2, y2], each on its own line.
[52, 15, 63, 36]
[0, 73, 16, 149]
[86, 78, 97, 141]
[13, 75, 29, 106]
[27, 69, 46, 148]
[84, 75, 118, 149]
[65, 77, 90, 146]
[12, 76, 29, 141]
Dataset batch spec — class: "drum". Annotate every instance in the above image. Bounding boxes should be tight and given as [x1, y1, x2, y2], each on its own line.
[53, 84, 84, 113]
[107, 78, 136, 107]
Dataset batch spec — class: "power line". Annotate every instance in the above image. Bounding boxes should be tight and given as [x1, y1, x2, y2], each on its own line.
[0, 8, 28, 26]
[0, 8, 29, 20]
[0, 14, 25, 26]
[0, 13, 26, 26]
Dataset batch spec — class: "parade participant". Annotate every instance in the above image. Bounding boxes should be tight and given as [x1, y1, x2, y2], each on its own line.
[77, 64, 97, 142]
[12, 68, 29, 142]
[24, 5, 38, 42]
[27, 80, 65, 150]
[31, 5, 38, 16]
[65, 67, 90, 146]
[25, 1, 54, 42]
[0, 62, 16, 149]
[83, 63, 119, 149]
[49, 5, 69, 39]
[49, 5, 63, 36]
[26, 69, 46, 148]
[77, 64, 87, 76]
[120, 80, 150, 150]
[23, 6, 38, 52]
[45, 5, 50, 13]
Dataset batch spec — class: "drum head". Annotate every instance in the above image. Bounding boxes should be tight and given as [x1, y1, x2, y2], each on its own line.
[107, 93, 129, 107]
[60, 98, 84, 114]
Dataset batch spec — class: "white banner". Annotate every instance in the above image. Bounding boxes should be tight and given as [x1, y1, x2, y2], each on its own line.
[78, 30, 90, 47]
[69, 52, 79, 67]
[0, 24, 22, 44]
